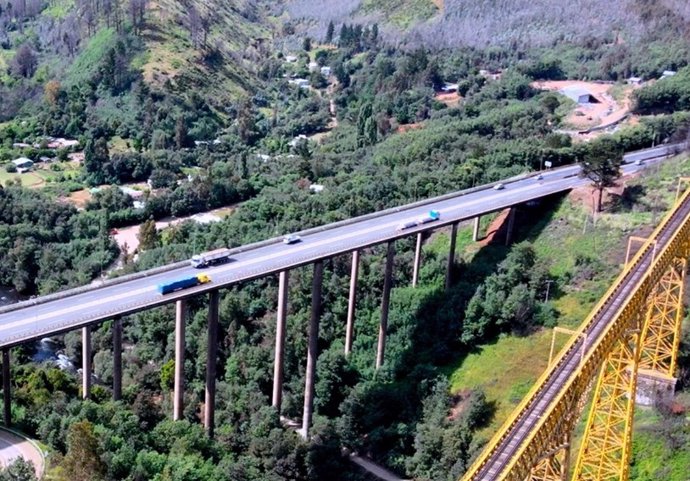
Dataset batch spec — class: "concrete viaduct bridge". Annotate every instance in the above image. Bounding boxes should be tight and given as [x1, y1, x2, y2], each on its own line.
[0, 144, 681, 453]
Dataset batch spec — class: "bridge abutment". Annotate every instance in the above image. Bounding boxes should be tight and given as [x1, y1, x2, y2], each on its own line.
[272, 271, 289, 411]
[635, 369, 677, 407]
[345, 251, 359, 356]
[205, 291, 219, 437]
[174, 300, 187, 420]
[376, 242, 395, 370]
[301, 261, 323, 439]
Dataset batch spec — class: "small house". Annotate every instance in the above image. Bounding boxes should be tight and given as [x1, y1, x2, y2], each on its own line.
[284, 55, 298, 63]
[119, 186, 145, 200]
[308, 61, 319, 72]
[661, 70, 677, 80]
[320, 66, 331, 77]
[441, 82, 458, 93]
[309, 184, 325, 193]
[626, 77, 643, 86]
[559, 86, 598, 105]
[12, 157, 34, 173]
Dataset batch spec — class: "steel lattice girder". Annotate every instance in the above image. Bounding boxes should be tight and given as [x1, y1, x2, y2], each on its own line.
[572, 324, 642, 481]
[639, 258, 687, 376]
[459, 187, 690, 481]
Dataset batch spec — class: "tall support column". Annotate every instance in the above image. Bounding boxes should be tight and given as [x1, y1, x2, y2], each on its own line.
[345, 251, 360, 356]
[272, 271, 289, 410]
[412, 233, 423, 288]
[82, 326, 92, 400]
[301, 261, 323, 439]
[376, 242, 395, 370]
[472, 216, 481, 242]
[2, 349, 10, 427]
[205, 291, 220, 437]
[174, 300, 187, 421]
[505, 207, 516, 246]
[112, 317, 123, 401]
[445, 223, 458, 290]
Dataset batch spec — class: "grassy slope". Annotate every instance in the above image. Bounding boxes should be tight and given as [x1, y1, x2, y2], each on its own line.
[446, 155, 690, 442]
[359, 0, 440, 29]
[138, 0, 271, 104]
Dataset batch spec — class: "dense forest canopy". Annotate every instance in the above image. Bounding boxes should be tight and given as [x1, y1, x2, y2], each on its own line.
[0, 0, 689, 480]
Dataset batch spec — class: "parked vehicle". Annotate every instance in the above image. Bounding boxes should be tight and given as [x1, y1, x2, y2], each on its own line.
[283, 234, 302, 244]
[157, 274, 211, 295]
[397, 210, 441, 231]
[190, 248, 232, 268]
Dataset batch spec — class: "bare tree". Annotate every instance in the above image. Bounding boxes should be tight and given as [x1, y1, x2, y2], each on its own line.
[11, 43, 38, 78]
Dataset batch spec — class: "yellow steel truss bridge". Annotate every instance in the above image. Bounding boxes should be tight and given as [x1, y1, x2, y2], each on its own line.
[461, 179, 690, 481]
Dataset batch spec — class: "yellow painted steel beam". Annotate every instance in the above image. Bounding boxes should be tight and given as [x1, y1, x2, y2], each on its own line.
[639, 258, 686, 376]
[459, 186, 690, 481]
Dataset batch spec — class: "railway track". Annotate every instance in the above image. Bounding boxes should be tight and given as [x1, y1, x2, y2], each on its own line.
[471, 193, 690, 480]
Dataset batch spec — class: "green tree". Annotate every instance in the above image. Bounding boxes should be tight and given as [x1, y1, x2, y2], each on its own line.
[61, 421, 107, 481]
[325, 21, 334, 44]
[84, 137, 110, 185]
[579, 137, 623, 212]
[0, 458, 37, 481]
[138, 218, 161, 251]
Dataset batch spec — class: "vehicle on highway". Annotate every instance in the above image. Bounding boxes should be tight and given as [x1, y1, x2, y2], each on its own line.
[494, 183, 505, 190]
[283, 234, 302, 244]
[397, 210, 441, 231]
[157, 274, 211, 295]
[536, 174, 543, 180]
[190, 248, 233, 268]
[635, 159, 644, 165]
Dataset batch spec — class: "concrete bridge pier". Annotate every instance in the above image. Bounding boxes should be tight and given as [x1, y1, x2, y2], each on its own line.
[412, 232, 423, 288]
[205, 291, 220, 437]
[174, 300, 187, 420]
[301, 261, 323, 439]
[376, 242, 395, 370]
[446, 223, 458, 290]
[2, 349, 10, 427]
[272, 271, 289, 411]
[112, 317, 123, 401]
[505, 207, 516, 246]
[473, 216, 481, 242]
[82, 326, 92, 399]
[345, 251, 360, 356]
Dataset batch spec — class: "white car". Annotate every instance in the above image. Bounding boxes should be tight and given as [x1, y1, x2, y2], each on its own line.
[493, 183, 505, 190]
[283, 234, 302, 245]
[536, 174, 544, 180]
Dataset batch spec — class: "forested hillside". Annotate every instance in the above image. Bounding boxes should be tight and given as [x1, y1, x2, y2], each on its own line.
[0, 0, 690, 480]
[285, 0, 690, 79]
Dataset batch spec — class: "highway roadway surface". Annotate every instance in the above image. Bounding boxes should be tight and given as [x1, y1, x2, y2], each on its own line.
[0, 429, 44, 477]
[0, 144, 681, 348]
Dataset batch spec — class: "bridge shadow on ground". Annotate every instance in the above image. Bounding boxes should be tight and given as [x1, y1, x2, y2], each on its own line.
[353, 193, 568, 466]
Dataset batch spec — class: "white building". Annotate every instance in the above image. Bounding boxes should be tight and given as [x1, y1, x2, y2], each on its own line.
[559, 86, 597, 104]
[12, 157, 34, 173]
[320, 66, 331, 77]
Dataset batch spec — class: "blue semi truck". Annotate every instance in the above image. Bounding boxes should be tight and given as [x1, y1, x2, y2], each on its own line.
[157, 274, 211, 295]
[396, 210, 441, 231]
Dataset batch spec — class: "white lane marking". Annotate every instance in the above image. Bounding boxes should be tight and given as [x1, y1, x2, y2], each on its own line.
[0, 177, 566, 333]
